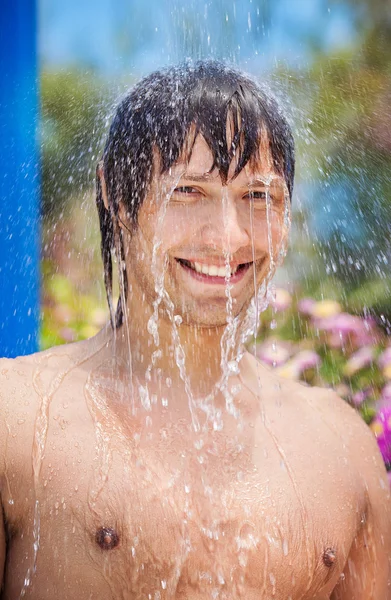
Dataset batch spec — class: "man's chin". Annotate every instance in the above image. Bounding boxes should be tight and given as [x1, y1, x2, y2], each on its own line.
[170, 299, 252, 329]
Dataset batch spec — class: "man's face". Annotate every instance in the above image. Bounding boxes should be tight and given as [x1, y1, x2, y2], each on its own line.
[124, 134, 289, 327]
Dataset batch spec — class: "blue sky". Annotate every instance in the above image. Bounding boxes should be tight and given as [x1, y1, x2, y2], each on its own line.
[39, 0, 356, 76]
[38, 0, 362, 245]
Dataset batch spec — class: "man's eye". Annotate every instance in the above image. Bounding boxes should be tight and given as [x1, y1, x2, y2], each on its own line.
[246, 191, 267, 201]
[174, 186, 199, 195]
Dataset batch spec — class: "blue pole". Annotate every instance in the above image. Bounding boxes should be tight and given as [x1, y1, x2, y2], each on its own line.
[0, 0, 40, 358]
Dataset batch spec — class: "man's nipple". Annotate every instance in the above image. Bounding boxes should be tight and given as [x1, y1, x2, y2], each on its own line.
[322, 547, 336, 568]
[96, 527, 120, 550]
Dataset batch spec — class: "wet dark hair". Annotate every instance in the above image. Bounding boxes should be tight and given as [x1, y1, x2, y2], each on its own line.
[96, 60, 295, 327]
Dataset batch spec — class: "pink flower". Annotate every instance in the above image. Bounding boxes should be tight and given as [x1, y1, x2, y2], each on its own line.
[343, 346, 374, 377]
[316, 313, 359, 333]
[276, 350, 321, 380]
[294, 350, 321, 371]
[60, 327, 77, 343]
[362, 316, 378, 329]
[315, 313, 374, 349]
[297, 297, 316, 316]
[381, 383, 391, 404]
[256, 340, 291, 367]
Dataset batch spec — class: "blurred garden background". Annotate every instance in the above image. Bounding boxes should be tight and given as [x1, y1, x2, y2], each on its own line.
[38, 0, 391, 472]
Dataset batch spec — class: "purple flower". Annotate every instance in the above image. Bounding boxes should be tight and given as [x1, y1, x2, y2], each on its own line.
[350, 387, 373, 408]
[371, 405, 391, 464]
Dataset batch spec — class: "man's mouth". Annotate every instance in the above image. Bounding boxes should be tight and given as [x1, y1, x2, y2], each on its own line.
[175, 258, 253, 284]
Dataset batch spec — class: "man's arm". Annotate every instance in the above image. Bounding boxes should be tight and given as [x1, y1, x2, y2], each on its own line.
[0, 501, 5, 592]
[0, 358, 11, 592]
[331, 420, 391, 600]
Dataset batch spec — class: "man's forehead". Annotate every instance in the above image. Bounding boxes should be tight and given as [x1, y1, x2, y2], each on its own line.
[164, 133, 280, 185]
[177, 169, 284, 186]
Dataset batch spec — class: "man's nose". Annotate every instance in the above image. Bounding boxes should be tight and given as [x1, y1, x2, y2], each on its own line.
[200, 197, 250, 253]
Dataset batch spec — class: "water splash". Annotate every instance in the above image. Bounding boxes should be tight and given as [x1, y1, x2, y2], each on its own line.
[19, 339, 107, 597]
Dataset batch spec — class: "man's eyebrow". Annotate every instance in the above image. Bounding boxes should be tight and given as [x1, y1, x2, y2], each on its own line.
[180, 172, 215, 182]
[178, 173, 286, 186]
[248, 176, 285, 186]
[247, 178, 268, 186]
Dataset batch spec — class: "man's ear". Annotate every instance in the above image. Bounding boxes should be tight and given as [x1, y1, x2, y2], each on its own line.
[118, 201, 133, 234]
[97, 161, 109, 211]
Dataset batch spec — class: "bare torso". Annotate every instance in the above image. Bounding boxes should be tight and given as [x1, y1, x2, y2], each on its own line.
[0, 336, 384, 599]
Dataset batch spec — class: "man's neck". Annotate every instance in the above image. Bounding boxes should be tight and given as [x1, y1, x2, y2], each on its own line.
[111, 285, 243, 399]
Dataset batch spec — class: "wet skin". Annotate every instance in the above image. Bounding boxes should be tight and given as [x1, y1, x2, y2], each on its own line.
[0, 339, 390, 599]
[1, 134, 391, 598]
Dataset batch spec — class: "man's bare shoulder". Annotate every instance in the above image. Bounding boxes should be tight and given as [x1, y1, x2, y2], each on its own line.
[242, 349, 362, 417]
[240, 349, 335, 406]
[0, 337, 103, 460]
[0, 332, 108, 395]
[241, 350, 390, 488]
[0, 353, 41, 481]
[0, 351, 45, 428]
[0, 339, 89, 400]
[0, 347, 70, 458]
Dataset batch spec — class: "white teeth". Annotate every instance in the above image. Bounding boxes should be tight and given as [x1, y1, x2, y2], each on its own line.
[207, 265, 217, 276]
[190, 261, 239, 277]
[217, 266, 226, 277]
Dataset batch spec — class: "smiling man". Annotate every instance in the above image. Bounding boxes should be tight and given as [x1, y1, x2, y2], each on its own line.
[0, 61, 390, 599]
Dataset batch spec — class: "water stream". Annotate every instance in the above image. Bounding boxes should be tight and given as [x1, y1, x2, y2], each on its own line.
[11, 5, 391, 590]
[18, 161, 294, 597]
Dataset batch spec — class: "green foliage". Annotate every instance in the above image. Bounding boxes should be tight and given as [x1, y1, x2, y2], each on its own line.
[40, 195, 108, 349]
[41, 71, 111, 220]
[272, 4, 391, 308]
[41, 263, 107, 349]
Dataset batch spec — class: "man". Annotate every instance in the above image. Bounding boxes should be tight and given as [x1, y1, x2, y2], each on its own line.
[0, 61, 390, 599]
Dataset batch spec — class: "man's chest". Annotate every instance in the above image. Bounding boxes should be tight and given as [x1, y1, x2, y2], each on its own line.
[10, 416, 362, 600]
